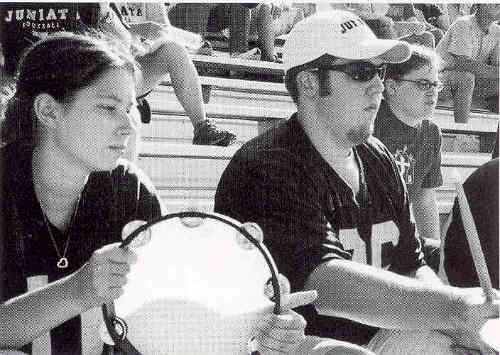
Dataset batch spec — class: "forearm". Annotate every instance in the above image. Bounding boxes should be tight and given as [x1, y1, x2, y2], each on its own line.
[0, 273, 83, 348]
[306, 259, 461, 331]
[410, 188, 440, 240]
[452, 56, 499, 79]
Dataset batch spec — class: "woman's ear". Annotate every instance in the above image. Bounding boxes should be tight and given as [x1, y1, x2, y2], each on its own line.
[296, 70, 320, 99]
[33, 93, 61, 129]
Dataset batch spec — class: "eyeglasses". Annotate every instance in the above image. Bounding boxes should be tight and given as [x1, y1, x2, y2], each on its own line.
[397, 79, 444, 92]
[315, 62, 387, 82]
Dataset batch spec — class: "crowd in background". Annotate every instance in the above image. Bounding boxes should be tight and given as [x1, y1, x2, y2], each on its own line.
[1, 3, 499, 140]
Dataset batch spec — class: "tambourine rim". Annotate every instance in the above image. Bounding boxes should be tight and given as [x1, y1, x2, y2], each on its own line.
[102, 211, 282, 353]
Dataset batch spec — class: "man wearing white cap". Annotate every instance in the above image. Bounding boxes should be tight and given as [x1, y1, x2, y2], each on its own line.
[215, 10, 499, 353]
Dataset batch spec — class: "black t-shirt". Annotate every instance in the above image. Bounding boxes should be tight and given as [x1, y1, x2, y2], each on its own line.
[444, 158, 499, 289]
[0, 139, 162, 354]
[374, 100, 443, 194]
[214, 115, 425, 345]
[0, 3, 101, 75]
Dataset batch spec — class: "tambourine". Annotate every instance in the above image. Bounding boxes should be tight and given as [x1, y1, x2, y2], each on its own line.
[101, 211, 281, 354]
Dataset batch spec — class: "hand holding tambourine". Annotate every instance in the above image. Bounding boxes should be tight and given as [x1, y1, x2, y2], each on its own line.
[251, 273, 317, 354]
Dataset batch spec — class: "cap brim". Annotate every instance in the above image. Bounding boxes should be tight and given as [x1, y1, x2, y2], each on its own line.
[346, 39, 411, 63]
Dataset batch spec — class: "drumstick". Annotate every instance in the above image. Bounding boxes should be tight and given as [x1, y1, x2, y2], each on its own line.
[452, 170, 495, 303]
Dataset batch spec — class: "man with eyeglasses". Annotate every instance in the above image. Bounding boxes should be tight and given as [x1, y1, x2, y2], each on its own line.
[374, 45, 444, 273]
[215, 10, 498, 353]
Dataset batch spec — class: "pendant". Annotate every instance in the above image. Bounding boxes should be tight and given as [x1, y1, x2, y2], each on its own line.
[57, 257, 69, 269]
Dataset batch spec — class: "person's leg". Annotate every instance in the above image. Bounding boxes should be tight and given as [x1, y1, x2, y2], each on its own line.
[441, 70, 475, 123]
[393, 21, 426, 38]
[135, 41, 236, 146]
[136, 41, 205, 124]
[401, 31, 435, 48]
[255, 3, 276, 62]
[474, 77, 499, 113]
[168, 3, 214, 35]
[228, 4, 251, 55]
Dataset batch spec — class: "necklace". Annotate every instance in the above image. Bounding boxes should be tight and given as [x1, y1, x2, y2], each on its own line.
[41, 199, 80, 269]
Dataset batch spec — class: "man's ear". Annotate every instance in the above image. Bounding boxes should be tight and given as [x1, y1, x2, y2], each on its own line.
[33, 93, 61, 129]
[296, 70, 320, 99]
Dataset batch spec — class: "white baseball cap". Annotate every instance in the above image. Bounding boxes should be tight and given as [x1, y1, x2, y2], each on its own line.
[282, 10, 411, 73]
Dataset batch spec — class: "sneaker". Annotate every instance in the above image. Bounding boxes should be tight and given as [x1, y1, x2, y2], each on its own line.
[192, 120, 237, 146]
[197, 41, 214, 56]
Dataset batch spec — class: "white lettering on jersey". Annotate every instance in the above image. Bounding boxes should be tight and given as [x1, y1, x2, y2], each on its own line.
[338, 221, 400, 269]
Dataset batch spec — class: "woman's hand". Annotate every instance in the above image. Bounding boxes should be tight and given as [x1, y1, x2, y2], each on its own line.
[73, 243, 137, 308]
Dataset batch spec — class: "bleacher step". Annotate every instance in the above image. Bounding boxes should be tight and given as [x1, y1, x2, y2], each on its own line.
[138, 142, 491, 215]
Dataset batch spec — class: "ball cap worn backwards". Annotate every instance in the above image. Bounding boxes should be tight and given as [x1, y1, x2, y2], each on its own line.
[283, 10, 412, 72]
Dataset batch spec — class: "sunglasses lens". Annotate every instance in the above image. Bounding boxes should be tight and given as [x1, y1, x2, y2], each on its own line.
[350, 63, 386, 82]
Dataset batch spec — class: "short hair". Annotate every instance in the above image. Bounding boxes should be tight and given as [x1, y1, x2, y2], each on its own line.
[284, 54, 341, 104]
[385, 45, 441, 81]
[1, 32, 139, 144]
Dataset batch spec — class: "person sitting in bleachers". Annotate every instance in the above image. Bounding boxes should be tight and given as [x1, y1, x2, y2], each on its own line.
[342, 3, 441, 48]
[0, 32, 162, 354]
[168, 3, 279, 63]
[0, 2, 236, 147]
[109, 2, 237, 146]
[436, 3, 500, 123]
[385, 3, 443, 48]
[214, 10, 499, 353]
[374, 45, 443, 272]
[446, 3, 474, 25]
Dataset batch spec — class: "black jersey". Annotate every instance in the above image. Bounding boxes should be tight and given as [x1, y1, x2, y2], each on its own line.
[0, 139, 162, 354]
[214, 114, 425, 345]
[0, 3, 101, 75]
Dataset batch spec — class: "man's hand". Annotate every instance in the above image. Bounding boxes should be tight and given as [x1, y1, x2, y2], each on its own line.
[442, 287, 499, 353]
[255, 274, 317, 354]
[255, 290, 318, 354]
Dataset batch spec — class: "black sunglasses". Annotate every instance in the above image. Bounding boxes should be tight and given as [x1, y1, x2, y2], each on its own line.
[315, 62, 387, 82]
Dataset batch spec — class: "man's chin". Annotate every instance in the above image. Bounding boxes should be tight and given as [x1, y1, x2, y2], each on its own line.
[347, 127, 372, 145]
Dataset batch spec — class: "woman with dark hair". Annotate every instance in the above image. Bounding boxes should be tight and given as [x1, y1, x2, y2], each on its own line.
[0, 32, 318, 355]
[0, 32, 163, 353]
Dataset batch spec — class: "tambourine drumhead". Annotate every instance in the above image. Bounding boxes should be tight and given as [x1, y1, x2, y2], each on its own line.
[480, 318, 500, 351]
[102, 215, 275, 354]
